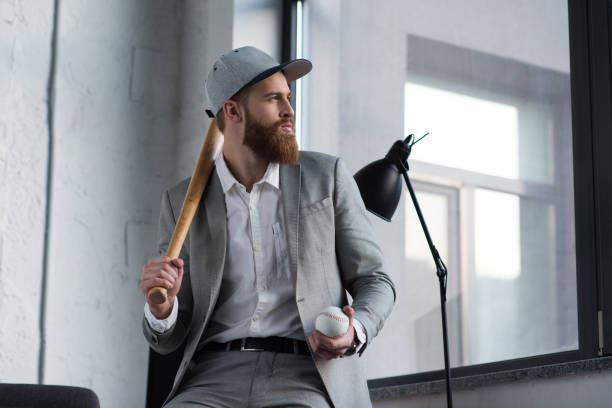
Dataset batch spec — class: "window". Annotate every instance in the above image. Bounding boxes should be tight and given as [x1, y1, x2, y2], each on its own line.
[301, 0, 611, 386]
[395, 35, 577, 374]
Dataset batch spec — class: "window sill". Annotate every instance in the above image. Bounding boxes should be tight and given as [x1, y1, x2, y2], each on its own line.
[369, 356, 612, 400]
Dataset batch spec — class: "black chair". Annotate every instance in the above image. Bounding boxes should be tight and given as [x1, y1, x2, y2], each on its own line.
[0, 384, 100, 408]
[146, 346, 185, 408]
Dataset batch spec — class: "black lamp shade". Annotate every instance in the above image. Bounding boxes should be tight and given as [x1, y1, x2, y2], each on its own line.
[354, 158, 402, 222]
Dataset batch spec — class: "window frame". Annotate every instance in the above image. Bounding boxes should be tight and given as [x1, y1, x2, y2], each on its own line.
[281, 0, 302, 123]
[588, 0, 612, 357]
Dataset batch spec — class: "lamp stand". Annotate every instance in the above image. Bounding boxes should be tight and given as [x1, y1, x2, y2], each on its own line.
[400, 165, 453, 408]
[390, 137, 453, 408]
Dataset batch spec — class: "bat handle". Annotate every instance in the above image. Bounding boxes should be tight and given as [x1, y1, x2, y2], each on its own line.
[147, 286, 168, 305]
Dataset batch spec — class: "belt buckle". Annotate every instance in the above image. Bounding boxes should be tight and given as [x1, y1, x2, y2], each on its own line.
[240, 338, 264, 352]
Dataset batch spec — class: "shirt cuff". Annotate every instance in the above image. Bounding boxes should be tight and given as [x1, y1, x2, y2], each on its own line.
[353, 318, 367, 352]
[144, 298, 178, 333]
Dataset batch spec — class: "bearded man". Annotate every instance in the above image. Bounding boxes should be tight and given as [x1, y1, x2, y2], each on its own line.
[140, 46, 395, 408]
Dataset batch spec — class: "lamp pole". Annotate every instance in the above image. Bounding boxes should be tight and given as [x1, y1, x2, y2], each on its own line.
[399, 160, 452, 408]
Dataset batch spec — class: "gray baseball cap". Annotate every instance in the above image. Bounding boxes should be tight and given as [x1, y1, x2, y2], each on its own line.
[205, 46, 312, 117]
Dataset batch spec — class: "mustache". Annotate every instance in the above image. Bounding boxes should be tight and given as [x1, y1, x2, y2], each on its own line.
[277, 118, 295, 128]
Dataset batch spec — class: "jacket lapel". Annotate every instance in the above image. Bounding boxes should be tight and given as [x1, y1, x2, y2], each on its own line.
[280, 163, 301, 288]
[189, 169, 226, 321]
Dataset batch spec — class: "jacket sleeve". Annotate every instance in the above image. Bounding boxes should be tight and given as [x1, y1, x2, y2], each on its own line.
[333, 157, 396, 355]
[142, 190, 194, 355]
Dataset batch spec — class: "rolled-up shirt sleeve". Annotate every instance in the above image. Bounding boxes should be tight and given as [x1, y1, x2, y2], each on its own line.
[353, 318, 367, 352]
[144, 299, 179, 334]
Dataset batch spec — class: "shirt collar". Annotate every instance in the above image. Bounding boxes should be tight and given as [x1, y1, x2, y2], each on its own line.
[215, 154, 280, 193]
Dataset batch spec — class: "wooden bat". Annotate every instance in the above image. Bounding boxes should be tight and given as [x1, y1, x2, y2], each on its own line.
[147, 118, 223, 305]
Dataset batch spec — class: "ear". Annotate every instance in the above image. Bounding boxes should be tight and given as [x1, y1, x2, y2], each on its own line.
[222, 100, 243, 124]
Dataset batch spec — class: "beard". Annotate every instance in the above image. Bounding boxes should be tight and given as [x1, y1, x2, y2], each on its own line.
[242, 110, 299, 165]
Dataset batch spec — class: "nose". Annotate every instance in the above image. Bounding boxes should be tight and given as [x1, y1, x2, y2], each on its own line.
[280, 97, 294, 118]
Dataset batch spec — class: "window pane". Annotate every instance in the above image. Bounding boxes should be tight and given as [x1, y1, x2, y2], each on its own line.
[361, 187, 461, 379]
[405, 191, 449, 264]
[474, 189, 521, 280]
[304, 0, 577, 379]
[468, 188, 576, 364]
[405, 83, 520, 180]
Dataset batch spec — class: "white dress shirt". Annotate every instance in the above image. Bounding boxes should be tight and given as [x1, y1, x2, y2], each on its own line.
[145, 154, 366, 347]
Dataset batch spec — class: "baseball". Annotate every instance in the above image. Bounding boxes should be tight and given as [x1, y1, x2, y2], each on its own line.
[315, 306, 349, 337]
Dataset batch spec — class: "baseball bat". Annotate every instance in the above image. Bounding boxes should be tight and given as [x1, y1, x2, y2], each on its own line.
[147, 118, 223, 305]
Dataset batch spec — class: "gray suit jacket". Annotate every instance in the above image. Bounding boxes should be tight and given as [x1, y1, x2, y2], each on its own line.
[143, 151, 396, 407]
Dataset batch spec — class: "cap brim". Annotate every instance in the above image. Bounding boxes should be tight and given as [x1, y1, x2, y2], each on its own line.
[280, 59, 312, 82]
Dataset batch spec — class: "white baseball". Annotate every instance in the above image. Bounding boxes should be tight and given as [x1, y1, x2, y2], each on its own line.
[315, 306, 349, 337]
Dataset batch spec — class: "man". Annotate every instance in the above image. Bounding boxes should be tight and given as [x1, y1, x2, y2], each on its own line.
[141, 46, 395, 407]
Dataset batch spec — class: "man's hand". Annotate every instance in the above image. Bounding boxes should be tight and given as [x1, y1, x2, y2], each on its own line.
[140, 256, 184, 319]
[308, 305, 356, 360]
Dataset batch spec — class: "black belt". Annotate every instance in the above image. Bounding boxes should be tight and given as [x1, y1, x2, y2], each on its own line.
[197, 337, 310, 357]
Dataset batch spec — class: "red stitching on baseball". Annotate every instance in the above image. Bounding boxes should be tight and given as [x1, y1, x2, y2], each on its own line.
[317, 311, 348, 322]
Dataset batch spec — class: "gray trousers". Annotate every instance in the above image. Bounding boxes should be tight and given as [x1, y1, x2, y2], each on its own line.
[164, 350, 333, 408]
